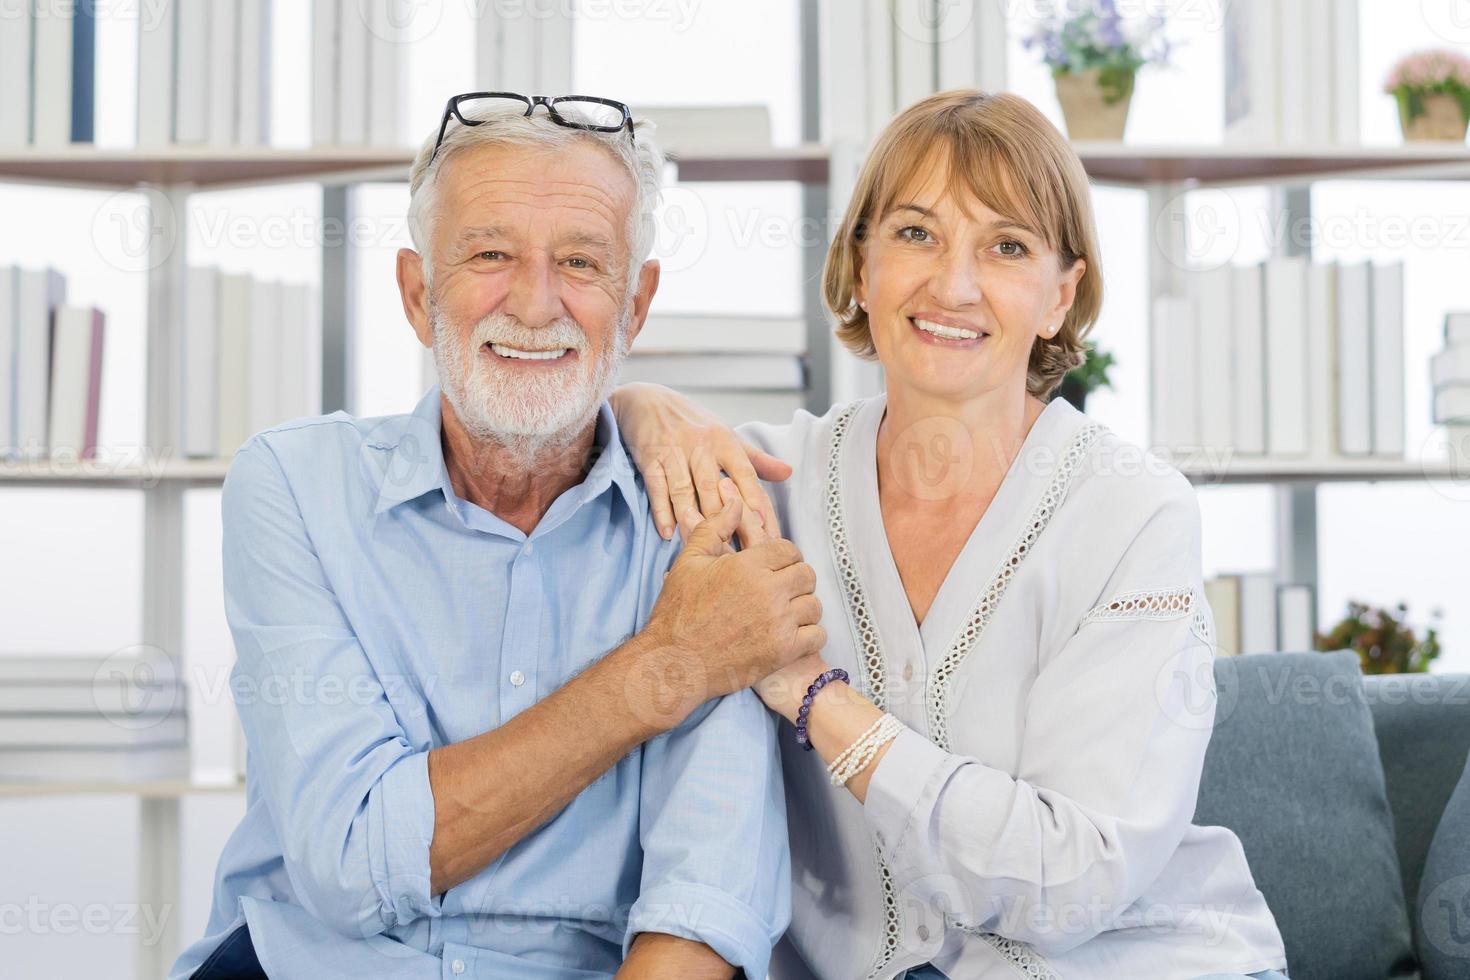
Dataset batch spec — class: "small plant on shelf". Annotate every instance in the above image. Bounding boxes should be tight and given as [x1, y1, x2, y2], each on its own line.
[1054, 341, 1115, 412]
[1022, 0, 1176, 141]
[1384, 48, 1470, 142]
[1315, 600, 1443, 674]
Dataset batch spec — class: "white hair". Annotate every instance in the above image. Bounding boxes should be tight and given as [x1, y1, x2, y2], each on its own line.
[407, 100, 665, 295]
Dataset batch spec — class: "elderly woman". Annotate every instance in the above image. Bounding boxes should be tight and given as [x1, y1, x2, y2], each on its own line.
[611, 90, 1289, 980]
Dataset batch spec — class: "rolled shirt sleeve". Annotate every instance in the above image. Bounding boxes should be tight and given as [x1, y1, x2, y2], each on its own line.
[862, 482, 1217, 956]
[223, 441, 441, 938]
[625, 689, 792, 978]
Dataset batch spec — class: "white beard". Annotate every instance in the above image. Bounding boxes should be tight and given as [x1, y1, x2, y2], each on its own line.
[431, 301, 630, 465]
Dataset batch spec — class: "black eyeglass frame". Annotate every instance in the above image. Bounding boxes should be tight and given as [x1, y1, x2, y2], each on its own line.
[428, 92, 635, 166]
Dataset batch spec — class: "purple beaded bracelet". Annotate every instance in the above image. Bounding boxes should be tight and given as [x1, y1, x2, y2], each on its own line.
[795, 668, 850, 750]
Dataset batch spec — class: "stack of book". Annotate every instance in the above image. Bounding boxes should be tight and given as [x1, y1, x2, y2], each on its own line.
[619, 313, 807, 425]
[1432, 312, 1470, 437]
[1223, 0, 1358, 145]
[0, 651, 188, 783]
[0, 266, 108, 462]
[181, 269, 319, 458]
[312, 0, 405, 147]
[0, 1, 95, 147]
[1151, 258, 1405, 462]
[1205, 575, 1317, 657]
[138, 0, 273, 147]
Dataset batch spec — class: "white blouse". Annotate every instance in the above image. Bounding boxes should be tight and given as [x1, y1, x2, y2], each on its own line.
[738, 394, 1288, 980]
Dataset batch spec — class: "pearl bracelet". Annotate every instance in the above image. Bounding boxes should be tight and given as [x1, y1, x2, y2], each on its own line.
[828, 713, 904, 787]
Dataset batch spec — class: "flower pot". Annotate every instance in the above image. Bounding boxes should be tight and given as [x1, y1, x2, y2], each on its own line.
[1053, 67, 1135, 141]
[1397, 92, 1470, 142]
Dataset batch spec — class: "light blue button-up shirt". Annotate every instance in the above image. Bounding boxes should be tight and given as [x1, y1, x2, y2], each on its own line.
[171, 387, 791, 980]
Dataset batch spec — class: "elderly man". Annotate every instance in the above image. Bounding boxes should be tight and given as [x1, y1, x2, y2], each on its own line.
[170, 94, 823, 980]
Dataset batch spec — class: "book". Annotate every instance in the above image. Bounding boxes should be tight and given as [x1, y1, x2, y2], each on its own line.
[634, 315, 807, 355]
[1433, 346, 1470, 388]
[311, 0, 339, 146]
[1238, 571, 1279, 655]
[0, 267, 13, 456]
[173, 0, 210, 142]
[1435, 385, 1470, 424]
[0, 2, 31, 145]
[30, 1, 74, 146]
[136, 0, 176, 146]
[1263, 256, 1308, 456]
[0, 745, 189, 782]
[1231, 263, 1267, 455]
[1276, 583, 1317, 653]
[367, 0, 403, 146]
[182, 266, 220, 458]
[207, 0, 240, 146]
[1189, 266, 1234, 455]
[689, 390, 804, 428]
[1447, 312, 1470, 346]
[277, 283, 318, 422]
[1304, 261, 1338, 460]
[1276, 0, 1308, 144]
[14, 268, 66, 459]
[0, 682, 181, 715]
[644, 105, 775, 152]
[1370, 262, 1406, 457]
[216, 272, 252, 454]
[247, 278, 283, 435]
[1150, 294, 1198, 453]
[237, 0, 272, 145]
[1329, 0, 1360, 143]
[1204, 576, 1242, 657]
[1223, 0, 1279, 144]
[1335, 261, 1373, 456]
[0, 713, 186, 749]
[69, 0, 96, 142]
[0, 651, 181, 685]
[618, 354, 804, 391]
[337, 0, 369, 145]
[47, 305, 105, 460]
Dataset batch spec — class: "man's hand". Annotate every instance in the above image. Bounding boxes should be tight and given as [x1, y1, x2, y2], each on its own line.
[642, 479, 825, 711]
[616, 932, 735, 980]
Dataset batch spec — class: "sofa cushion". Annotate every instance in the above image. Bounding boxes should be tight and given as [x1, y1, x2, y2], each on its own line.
[1195, 651, 1417, 980]
[1417, 747, 1470, 980]
[1368, 673, 1470, 916]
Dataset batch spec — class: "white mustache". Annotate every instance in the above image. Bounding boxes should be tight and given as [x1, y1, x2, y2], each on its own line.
[473, 313, 587, 352]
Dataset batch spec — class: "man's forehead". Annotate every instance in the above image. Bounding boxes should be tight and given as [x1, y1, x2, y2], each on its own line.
[438, 141, 635, 226]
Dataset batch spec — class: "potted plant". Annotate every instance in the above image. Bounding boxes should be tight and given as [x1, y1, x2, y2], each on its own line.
[1384, 48, 1470, 143]
[1315, 600, 1444, 674]
[1054, 341, 1114, 412]
[1022, 0, 1175, 141]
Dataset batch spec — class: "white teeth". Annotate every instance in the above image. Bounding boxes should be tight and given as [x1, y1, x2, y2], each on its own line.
[913, 318, 982, 340]
[489, 343, 571, 361]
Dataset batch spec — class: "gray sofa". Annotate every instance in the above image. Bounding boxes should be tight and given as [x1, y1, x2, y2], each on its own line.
[1196, 651, 1470, 980]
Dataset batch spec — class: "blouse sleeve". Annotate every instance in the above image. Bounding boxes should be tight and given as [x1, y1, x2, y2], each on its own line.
[860, 479, 1218, 957]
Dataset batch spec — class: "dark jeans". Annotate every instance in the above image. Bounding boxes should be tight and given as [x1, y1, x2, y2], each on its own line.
[190, 923, 267, 980]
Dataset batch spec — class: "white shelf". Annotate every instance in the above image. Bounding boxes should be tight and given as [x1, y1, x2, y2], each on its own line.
[1181, 456, 1469, 485]
[0, 457, 231, 487]
[0, 778, 243, 799]
[4, 141, 1469, 190]
[0, 143, 834, 189]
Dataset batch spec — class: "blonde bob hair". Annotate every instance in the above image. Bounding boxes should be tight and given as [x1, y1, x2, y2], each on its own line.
[823, 89, 1103, 399]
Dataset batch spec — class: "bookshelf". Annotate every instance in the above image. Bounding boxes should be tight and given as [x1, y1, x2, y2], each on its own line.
[7, 6, 1469, 978]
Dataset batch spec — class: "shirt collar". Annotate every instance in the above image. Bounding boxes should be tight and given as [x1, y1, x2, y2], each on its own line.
[372, 386, 641, 519]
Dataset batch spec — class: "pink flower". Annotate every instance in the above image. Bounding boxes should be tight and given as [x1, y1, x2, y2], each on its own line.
[1383, 48, 1470, 92]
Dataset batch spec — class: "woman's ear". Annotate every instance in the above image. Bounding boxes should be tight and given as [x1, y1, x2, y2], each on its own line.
[1046, 257, 1086, 333]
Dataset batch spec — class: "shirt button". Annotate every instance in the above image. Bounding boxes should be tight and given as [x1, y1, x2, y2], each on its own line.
[902, 663, 914, 682]
[451, 958, 466, 975]
[523, 542, 535, 557]
[917, 924, 931, 942]
[509, 670, 526, 687]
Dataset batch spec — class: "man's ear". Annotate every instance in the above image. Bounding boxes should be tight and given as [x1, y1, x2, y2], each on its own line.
[397, 248, 432, 348]
[623, 258, 661, 348]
